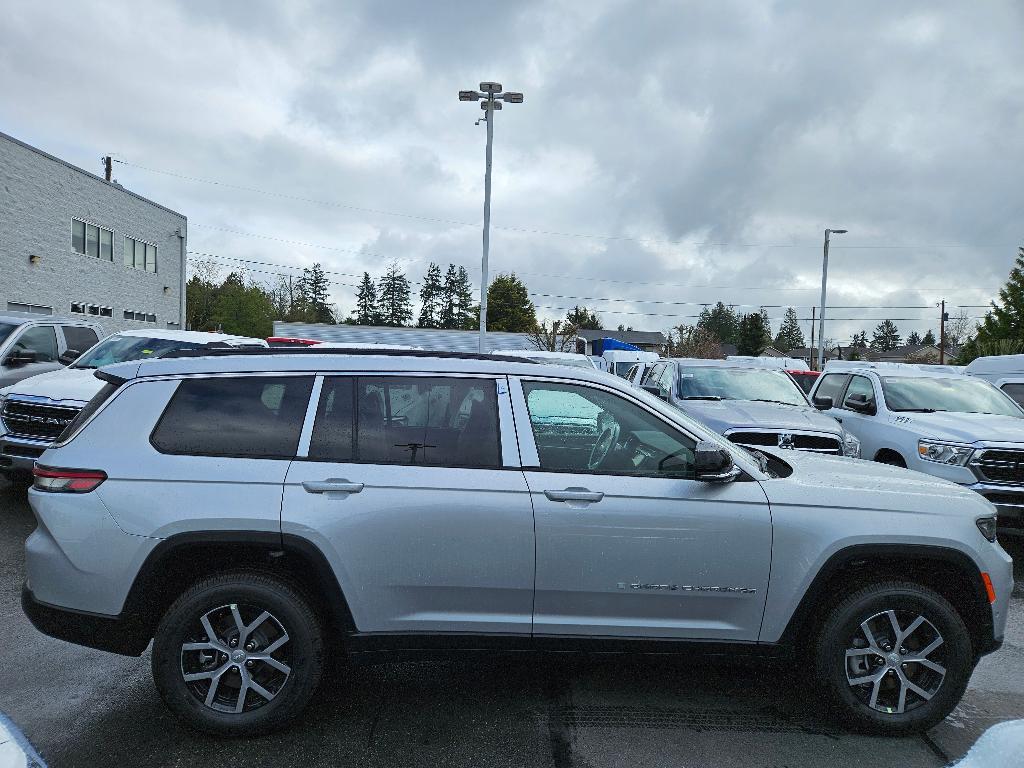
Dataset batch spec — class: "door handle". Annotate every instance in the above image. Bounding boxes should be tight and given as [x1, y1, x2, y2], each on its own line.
[302, 479, 365, 496]
[544, 488, 604, 503]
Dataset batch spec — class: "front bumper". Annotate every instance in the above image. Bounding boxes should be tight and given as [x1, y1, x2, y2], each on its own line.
[22, 584, 150, 656]
[0, 434, 50, 473]
[965, 481, 1024, 536]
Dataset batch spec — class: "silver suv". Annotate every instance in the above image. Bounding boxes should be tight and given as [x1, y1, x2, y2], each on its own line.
[22, 349, 1013, 736]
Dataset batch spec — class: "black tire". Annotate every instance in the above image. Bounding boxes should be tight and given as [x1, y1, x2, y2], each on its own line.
[152, 571, 324, 736]
[813, 580, 973, 735]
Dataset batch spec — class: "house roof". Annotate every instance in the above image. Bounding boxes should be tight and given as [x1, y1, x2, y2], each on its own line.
[576, 329, 666, 345]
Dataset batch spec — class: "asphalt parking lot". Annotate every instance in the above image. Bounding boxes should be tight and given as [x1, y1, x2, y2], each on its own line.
[2, 477, 1023, 768]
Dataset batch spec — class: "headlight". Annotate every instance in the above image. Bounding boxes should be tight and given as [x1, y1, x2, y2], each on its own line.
[976, 516, 997, 542]
[841, 431, 861, 458]
[917, 440, 974, 466]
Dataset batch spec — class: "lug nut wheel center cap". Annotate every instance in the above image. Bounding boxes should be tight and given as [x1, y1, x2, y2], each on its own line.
[231, 650, 247, 663]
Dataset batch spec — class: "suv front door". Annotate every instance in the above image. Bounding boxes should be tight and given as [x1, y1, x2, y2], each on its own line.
[510, 377, 772, 641]
[281, 374, 535, 636]
[0, 324, 61, 387]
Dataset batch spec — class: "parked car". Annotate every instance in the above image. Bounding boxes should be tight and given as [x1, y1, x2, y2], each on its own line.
[23, 348, 1011, 736]
[493, 349, 597, 369]
[810, 361, 1024, 535]
[0, 312, 102, 389]
[0, 329, 265, 480]
[641, 359, 860, 457]
[623, 360, 657, 386]
[966, 354, 1024, 408]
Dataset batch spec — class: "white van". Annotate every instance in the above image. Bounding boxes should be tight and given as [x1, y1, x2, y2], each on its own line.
[603, 350, 660, 378]
[966, 355, 1024, 408]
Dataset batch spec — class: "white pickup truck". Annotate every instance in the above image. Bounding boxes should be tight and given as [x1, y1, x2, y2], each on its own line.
[809, 361, 1024, 536]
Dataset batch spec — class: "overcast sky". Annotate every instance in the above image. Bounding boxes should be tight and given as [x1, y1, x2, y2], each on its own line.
[2, 0, 1022, 344]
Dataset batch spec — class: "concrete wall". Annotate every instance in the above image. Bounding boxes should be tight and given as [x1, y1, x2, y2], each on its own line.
[0, 132, 185, 336]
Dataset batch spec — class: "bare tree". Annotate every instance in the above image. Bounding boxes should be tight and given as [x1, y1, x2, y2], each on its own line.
[944, 309, 974, 349]
[667, 324, 723, 359]
[527, 320, 578, 352]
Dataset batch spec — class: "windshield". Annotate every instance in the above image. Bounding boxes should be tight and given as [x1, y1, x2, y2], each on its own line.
[677, 366, 808, 406]
[73, 335, 204, 368]
[613, 362, 635, 376]
[881, 376, 1024, 417]
[0, 322, 17, 347]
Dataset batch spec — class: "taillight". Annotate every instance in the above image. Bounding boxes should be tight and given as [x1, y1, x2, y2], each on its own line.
[32, 465, 107, 493]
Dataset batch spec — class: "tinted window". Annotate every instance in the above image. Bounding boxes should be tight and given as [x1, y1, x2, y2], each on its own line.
[843, 375, 875, 408]
[814, 373, 849, 404]
[523, 381, 696, 477]
[12, 326, 58, 362]
[352, 377, 500, 467]
[309, 377, 355, 461]
[72, 220, 85, 253]
[152, 376, 313, 458]
[62, 326, 99, 356]
[0, 323, 16, 346]
[1002, 383, 1024, 408]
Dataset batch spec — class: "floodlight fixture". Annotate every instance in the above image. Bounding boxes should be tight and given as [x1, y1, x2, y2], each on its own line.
[502, 92, 524, 103]
[479, 81, 503, 92]
[459, 90, 481, 101]
[482, 100, 502, 110]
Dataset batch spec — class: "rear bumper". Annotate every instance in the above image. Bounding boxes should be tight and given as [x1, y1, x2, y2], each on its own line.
[964, 482, 1024, 536]
[21, 584, 149, 656]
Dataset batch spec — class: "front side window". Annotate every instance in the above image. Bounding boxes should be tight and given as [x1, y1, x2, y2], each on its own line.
[152, 376, 313, 458]
[677, 366, 807, 406]
[814, 373, 849, 404]
[11, 325, 58, 362]
[522, 381, 696, 477]
[843, 375, 876, 409]
[74, 334, 203, 368]
[1001, 383, 1024, 408]
[881, 376, 1024, 417]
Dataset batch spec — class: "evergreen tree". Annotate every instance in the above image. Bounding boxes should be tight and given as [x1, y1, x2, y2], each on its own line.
[921, 329, 936, 345]
[351, 272, 378, 325]
[736, 312, 770, 356]
[566, 305, 602, 330]
[853, 331, 869, 348]
[486, 273, 536, 332]
[975, 247, 1024, 345]
[439, 264, 459, 329]
[773, 307, 805, 352]
[451, 265, 476, 330]
[377, 263, 413, 327]
[870, 320, 902, 351]
[417, 262, 444, 328]
[296, 263, 334, 323]
[906, 331, 922, 345]
[697, 302, 739, 344]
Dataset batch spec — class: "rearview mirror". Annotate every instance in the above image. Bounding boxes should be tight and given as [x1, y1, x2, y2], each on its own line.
[811, 395, 833, 410]
[59, 349, 80, 366]
[641, 384, 665, 399]
[844, 393, 875, 414]
[693, 439, 739, 483]
[4, 350, 37, 366]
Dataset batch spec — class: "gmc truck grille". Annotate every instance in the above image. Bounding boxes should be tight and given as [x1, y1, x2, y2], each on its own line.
[727, 432, 842, 455]
[0, 399, 82, 441]
[972, 449, 1024, 484]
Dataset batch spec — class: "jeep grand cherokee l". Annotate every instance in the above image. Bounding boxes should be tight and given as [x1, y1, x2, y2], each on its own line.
[22, 349, 1012, 736]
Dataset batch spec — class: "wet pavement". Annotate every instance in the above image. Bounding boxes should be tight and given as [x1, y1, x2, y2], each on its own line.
[2, 476, 1022, 768]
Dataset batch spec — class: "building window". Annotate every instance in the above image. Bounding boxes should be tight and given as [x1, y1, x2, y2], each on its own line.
[7, 302, 53, 315]
[72, 219, 113, 261]
[71, 302, 86, 314]
[85, 305, 113, 318]
[124, 310, 157, 323]
[124, 237, 157, 273]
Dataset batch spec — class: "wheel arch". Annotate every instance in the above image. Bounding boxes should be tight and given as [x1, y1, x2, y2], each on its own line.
[873, 448, 907, 466]
[776, 544, 996, 659]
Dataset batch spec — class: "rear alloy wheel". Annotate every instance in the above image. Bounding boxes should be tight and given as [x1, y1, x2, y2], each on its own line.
[153, 572, 324, 735]
[814, 581, 973, 734]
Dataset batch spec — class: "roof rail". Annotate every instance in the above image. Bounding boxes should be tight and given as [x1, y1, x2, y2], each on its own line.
[158, 346, 539, 364]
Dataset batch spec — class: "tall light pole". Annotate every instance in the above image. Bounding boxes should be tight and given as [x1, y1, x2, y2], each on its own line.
[817, 227, 848, 371]
[459, 82, 524, 353]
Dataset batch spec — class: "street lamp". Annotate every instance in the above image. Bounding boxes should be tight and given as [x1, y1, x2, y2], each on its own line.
[459, 82, 524, 352]
[817, 227, 848, 371]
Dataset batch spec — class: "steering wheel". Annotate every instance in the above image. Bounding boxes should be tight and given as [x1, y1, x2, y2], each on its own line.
[588, 421, 620, 470]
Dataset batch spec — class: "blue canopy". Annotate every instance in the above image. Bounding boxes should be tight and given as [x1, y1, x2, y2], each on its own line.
[594, 337, 641, 354]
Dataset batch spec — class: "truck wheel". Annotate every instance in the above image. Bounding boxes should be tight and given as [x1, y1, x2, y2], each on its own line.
[152, 571, 324, 736]
[813, 580, 972, 735]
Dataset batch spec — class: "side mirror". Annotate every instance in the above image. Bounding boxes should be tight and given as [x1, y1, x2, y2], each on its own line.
[641, 384, 666, 400]
[844, 393, 875, 414]
[811, 395, 833, 410]
[59, 349, 80, 366]
[4, 350, 37, 366]
[694, 439, 739, 483]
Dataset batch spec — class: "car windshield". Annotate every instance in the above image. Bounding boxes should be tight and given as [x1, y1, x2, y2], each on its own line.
[677, 366, 808, 406]
[613, 362, 635, 376]
[73, 335, 204, 368]
[880, 376, 1024, 417]
[0, 322, 17, 347]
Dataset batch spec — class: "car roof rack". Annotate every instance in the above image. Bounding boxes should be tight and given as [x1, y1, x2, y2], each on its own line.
[159, 346, 538, 364]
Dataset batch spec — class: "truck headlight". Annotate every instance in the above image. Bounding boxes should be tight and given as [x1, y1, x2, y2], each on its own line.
[917, 440, 974, 466]
[976, 516, 997, 543]
[841, 431, 861, 458]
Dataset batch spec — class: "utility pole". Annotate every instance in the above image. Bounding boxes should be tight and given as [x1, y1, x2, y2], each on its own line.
[817, 228, 848, 372]
[809, 306, 816, 370]
[459, 83, 524, 353]
[939, 299, 948, 364]
[102, 156, 112, 182]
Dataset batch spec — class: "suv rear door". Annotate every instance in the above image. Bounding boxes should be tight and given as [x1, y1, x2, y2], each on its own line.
[281, 373, 535, 636]
[510, 375, 771, 641]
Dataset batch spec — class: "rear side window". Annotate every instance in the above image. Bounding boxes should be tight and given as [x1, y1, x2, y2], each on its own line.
[62, 326, 99, 356]
[814, 373, 849, 403]
[309, 376, 501, 467]
[152, 376, 313, 458]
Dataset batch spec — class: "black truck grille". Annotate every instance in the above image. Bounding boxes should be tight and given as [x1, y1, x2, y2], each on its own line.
[727, 432, 842, 455]
[0, 399, 82, 441]
[972, 449, 1024, 484]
